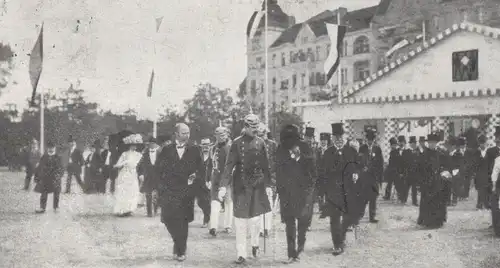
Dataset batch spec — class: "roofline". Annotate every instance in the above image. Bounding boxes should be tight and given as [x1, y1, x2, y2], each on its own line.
[341, 22, 500, 100]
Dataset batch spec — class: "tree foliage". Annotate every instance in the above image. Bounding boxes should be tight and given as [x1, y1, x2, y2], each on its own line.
[0, 43, 15, 92]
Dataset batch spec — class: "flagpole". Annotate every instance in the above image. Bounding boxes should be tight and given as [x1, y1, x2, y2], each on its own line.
[422, 20, 426, 43]
[152, 18, 161, 138]
[337, 12, 342, 105]
[40, 87, 45, 153]
[264, 0, 269, 126]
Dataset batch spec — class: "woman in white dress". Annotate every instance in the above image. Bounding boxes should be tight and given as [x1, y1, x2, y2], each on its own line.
[113, 134, 143, 217]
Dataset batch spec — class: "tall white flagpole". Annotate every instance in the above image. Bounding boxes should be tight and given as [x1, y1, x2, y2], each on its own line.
[152, 18, 161, 138]
[422, 20, 426, 43]
[337, 12, 342, 105]
[264, 0, 269, 126]
[40, 87, 45, 153]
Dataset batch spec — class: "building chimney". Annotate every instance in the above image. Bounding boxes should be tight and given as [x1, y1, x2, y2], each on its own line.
[336, 7, 348, 24]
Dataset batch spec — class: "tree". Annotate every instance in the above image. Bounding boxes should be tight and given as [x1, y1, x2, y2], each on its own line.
[0, 43, 14, 93]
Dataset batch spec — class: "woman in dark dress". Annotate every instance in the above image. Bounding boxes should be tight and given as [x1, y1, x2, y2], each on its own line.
[275, 124, 316, 264]
[417, 133, 451, 229]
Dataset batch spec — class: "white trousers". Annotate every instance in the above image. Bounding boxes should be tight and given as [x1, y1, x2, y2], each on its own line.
[260, 193, 273, 232]
[234, 216, 260, 258]
[209, 198, 234, 230]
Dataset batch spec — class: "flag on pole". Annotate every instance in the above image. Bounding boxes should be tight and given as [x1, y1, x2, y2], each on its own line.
[29, 23, 44, 107]
[147, 70, 155, 97]
[155, 16, 163, 33]
[324, 23, 347, 83]
[247, 10, 265, 39]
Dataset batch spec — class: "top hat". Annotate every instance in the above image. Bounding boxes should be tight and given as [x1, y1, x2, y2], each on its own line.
[92, 139, 101, 148]
[365, 129, 376, 141]
[305, 127, 315, 138]
[331, 123, 344, 136]
[267, 132, 273, 139]
[389, 137, 398, 145]
[456, 137, 466, 146]
[409, 136, 417, 144]
[280, 124, 300, 141]
[427, 133, 440, 142]
[397, 135, 406, 143]
[419, 136, 426, 142]
[320, 132, 331, 141]
[478, 135, 487, 144]
[495, 126, 500, 137]
[148, 137, 157, 144]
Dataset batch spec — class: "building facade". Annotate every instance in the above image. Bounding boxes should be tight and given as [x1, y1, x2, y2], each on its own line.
[244, 3, 379, 113]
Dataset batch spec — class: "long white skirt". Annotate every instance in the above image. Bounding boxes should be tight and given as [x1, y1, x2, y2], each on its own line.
[113, 167, 140, 214]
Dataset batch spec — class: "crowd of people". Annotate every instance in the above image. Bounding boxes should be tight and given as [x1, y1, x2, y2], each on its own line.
[17, 114, 500, 265]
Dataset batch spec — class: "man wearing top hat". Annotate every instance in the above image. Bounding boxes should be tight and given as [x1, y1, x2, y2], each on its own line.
[99, 136, 113, 194]
[322, 122, 359, 256]
[218, 114, 272, 264]
[84, 140, 103, 194]
[394, 136, 412, 204]
[304, 127, 315, 148]
[34, 141, 65, 213]
[449, 136, 467, 206]
[405, 136, 422, 206]
[316, 132, 331, 218]
[137, 137, 161, 217]
[417, 132, 451, 228]
[474, 135, 490, 210]
[384, 137, 400, 200]
[64, 136, 85, 194]
[358, 128, 383, 223]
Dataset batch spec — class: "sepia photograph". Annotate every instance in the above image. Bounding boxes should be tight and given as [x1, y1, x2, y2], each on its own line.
[1, 0, 500, 267]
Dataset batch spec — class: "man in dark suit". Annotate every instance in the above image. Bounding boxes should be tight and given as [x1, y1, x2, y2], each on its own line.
[359, 128, 383, 222]
[406, 136, 421, 206]
[138, 137, 161, 217]
[316, 132, 331, 219]
[193, 137, 212, 227]
[323, 123, 359, 256]
[395, 136, 412, 204]
[64, 136, 85, 194]
[99, 136, 113, 194]
[157, 123, 205, 262]
[474, 135, 490, 209]
[85, 140, 103, 194]
[384, 137, 399, 200]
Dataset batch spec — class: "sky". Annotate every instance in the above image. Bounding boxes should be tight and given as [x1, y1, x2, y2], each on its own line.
[0, 0, 378, 119]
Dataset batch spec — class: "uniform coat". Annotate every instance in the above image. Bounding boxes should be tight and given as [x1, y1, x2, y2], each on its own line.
[157, 142, 205, 223]
[220, 135, 272, 219]
[358, 143, 383, 200]
[275, 140, 316, 220]
[207, 141, 232, 201]
[137, 149, 160, 193]
[34, 154, 65, 194]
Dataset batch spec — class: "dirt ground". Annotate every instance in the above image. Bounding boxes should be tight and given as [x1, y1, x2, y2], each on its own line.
[1, 169, 499, 268]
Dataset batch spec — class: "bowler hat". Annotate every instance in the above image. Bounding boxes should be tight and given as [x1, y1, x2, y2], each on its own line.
[389, 137, 397, 145]
[478, 135, 487, 144]
[397, 136, 406, 143]
[331, 123, 344, 136]
[409, 136, 416, 144]
[320, 132, 331, 141]
[427, 133, 440, 142]
[419, 136, 426, 142]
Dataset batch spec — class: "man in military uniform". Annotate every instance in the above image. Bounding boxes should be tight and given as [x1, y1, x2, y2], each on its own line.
[208, 126, 233, 236]
[323, 123, 359, 256]
[257, 123, 277, 238]
[218, 114, 272, 265]
[359, 128, 383, 223]
[317, 132, 331, 218]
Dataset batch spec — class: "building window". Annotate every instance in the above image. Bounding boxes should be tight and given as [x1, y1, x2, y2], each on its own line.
[260, 79, 264, 93]
[292, 74, 297, 87]
[432, 15, 439, 29]
[343, 40, 348, 56]
[316, 46, 321, 60]
[298, 49, 306, 61]
[461, 9, 468, 22]
[326, 44, 331, 55]
[281, 52, 286, 66]
[302, 36, 308, 44]
[354, 61, 370, 82]
[251, 80, 256, 90]
[280, 79, 289, 90]
[341, 68, 348, 85]
[353, 36, 370, 54]
[309, 72, 316, 86]
[478, 6, 485, 23]
[301, 73, 305, 87]
[272, 54, 276, 67]
[289, 51, 294, 63]
[315, 72, 324, 86]
[256, 57, 262, 68]
[272, 77, 276, 85]
[307, 47, 314, 61]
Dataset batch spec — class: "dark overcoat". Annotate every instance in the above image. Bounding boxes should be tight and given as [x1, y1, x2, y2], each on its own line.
[472, 148, 489, 190]
[84, 152, 103, 193]
[34, 154, 64, 194]
[137, 150, 161, 193]
[359, 144, 383, 197]
[220, 135, 272, 219]
[157, 142, 205, 223]
[323, 145, 359, 218]
[275, 140, 316, 220]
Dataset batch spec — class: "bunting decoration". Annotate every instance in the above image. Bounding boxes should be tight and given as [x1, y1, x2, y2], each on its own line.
[29, 23, 44, 107]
